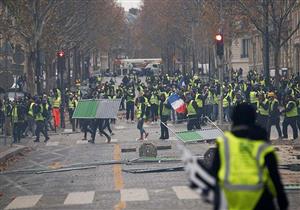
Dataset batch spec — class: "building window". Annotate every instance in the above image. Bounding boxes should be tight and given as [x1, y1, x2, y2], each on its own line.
[241, 39, 250, 58]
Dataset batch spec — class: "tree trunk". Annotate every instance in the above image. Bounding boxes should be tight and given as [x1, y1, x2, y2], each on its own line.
[182, 47, 186, 76]
[26, 50, 35, 94]
[274, 44, 281, 87]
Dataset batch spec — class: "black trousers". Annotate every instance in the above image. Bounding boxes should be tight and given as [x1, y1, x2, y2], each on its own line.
[282, 117, 298, 139]
[81, 120, 93, 139]
[91, 119, 110, 141]
[151, 104, 158, 122]
[126, 102, 134, 121]
[68, 108, 75, 131]
[187, 115, 200, 131]
[268, 117, 282, 139]
[197, 107, 204, 124]
[13, 122, 22, 142]
[160, 115, 169, 139]
[103, 119, 112, 134]
[35, 120, 48, 141]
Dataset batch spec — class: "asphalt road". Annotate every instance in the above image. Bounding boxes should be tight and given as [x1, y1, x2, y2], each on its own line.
[0, 118, 299, 210]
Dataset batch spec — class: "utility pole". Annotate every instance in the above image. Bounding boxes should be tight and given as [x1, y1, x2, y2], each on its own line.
[57, 50, 66, 129]
[34, 0, 42, 95]
[263, 0, 270, 87]
[192, 22, 196, 75]
[216, 33, 224, 125]
[217, 0, 224, 125]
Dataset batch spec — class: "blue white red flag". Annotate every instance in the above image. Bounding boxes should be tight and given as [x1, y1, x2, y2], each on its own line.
[168, 93, 186, 113]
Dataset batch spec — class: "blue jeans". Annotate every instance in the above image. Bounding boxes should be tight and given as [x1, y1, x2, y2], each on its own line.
[126, 102, 134, 121]
[224, 107, 230, 122]
[137, 118, 145, 136]
[213, 104, 218, 121]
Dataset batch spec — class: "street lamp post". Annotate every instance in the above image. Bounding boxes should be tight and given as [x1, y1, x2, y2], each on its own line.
[57, 50, 66, 129]
[216, 33, 224, 125]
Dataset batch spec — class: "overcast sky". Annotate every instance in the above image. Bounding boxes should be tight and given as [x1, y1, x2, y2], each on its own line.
[116, 0, 142, 11]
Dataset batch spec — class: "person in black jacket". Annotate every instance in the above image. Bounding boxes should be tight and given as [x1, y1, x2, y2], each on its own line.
[159, 93, 171, 140]
[209, 104, 288, 210]
[267, 92, 282, 139]
[186, 96, 200, 131]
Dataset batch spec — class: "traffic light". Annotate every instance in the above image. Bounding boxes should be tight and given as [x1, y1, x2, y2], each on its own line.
[215, 33, 224, 57]
[57, 50, 65, 70]
[57, 50, 65, 58]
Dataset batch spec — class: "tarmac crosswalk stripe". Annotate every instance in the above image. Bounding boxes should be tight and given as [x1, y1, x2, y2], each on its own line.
[120, 188, 149, 201]
[5, 195, 42, 210]
[172, 186, 200, 199]
[64, 191, 95, 205]
[46, 141, 59, 146]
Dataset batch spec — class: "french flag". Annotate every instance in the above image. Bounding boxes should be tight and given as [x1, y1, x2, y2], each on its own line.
[168, 93, 186, 113]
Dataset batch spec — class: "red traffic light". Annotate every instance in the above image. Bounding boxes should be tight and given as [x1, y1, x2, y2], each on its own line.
[57, 51, 65, 57]
[215, 34, 223, 41]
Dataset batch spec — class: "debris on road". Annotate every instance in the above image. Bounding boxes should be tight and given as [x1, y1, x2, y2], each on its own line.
[36, 166, 96, 174]
[122, 166, 184, 174]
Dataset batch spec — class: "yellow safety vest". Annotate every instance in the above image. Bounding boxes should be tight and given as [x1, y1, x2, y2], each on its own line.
[187, 101, 197, 116]
[35, 105, 44, 121]
[223, 94, 230, 108]
[286, 101, 298, 117]
[206, 91, 214, 105]
[213, 94, 218, 105]
[12, 106, 18, 123]
[68, 99, 76, 109]
[195, 93, 203, 108]
[217, 132, 276, 210]
[127, 92, 134, 102]
[52, 97, 61, 108]
[161, 100, 171, 116]
[258, 100, 269, 116]
[150, 94, 159, 105]
[136, 103, 144, 119]
[249, 91, 258, 104]
[144, 97, 151, 107]
[28, 102, 34, 116]
[270, 99, 278, 112]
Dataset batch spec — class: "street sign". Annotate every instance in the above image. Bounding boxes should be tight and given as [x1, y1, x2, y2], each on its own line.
[0, 71, 14, 90]
[13, 51, 25, 64]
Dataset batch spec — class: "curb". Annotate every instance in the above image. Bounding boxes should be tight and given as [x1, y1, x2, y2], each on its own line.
[0, 145, 28, 164]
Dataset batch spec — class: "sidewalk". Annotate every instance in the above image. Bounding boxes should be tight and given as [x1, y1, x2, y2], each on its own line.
[0, 144, 28, 165]
[0, 127, 79, 165]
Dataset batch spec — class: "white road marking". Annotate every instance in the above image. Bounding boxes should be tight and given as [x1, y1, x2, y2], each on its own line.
[110, 138, 118, 143]
[46, 141, 59, 146]
[5, 195, 42, 209]
[64, 191, 95, 205]
[76, 140, 88, 144]
[169, 137, 178, 141]
[115, 126, 125, 130]
[172, 186, 200, 199]
[120, 188, 149, 201]
[1, 175, 33, 195]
